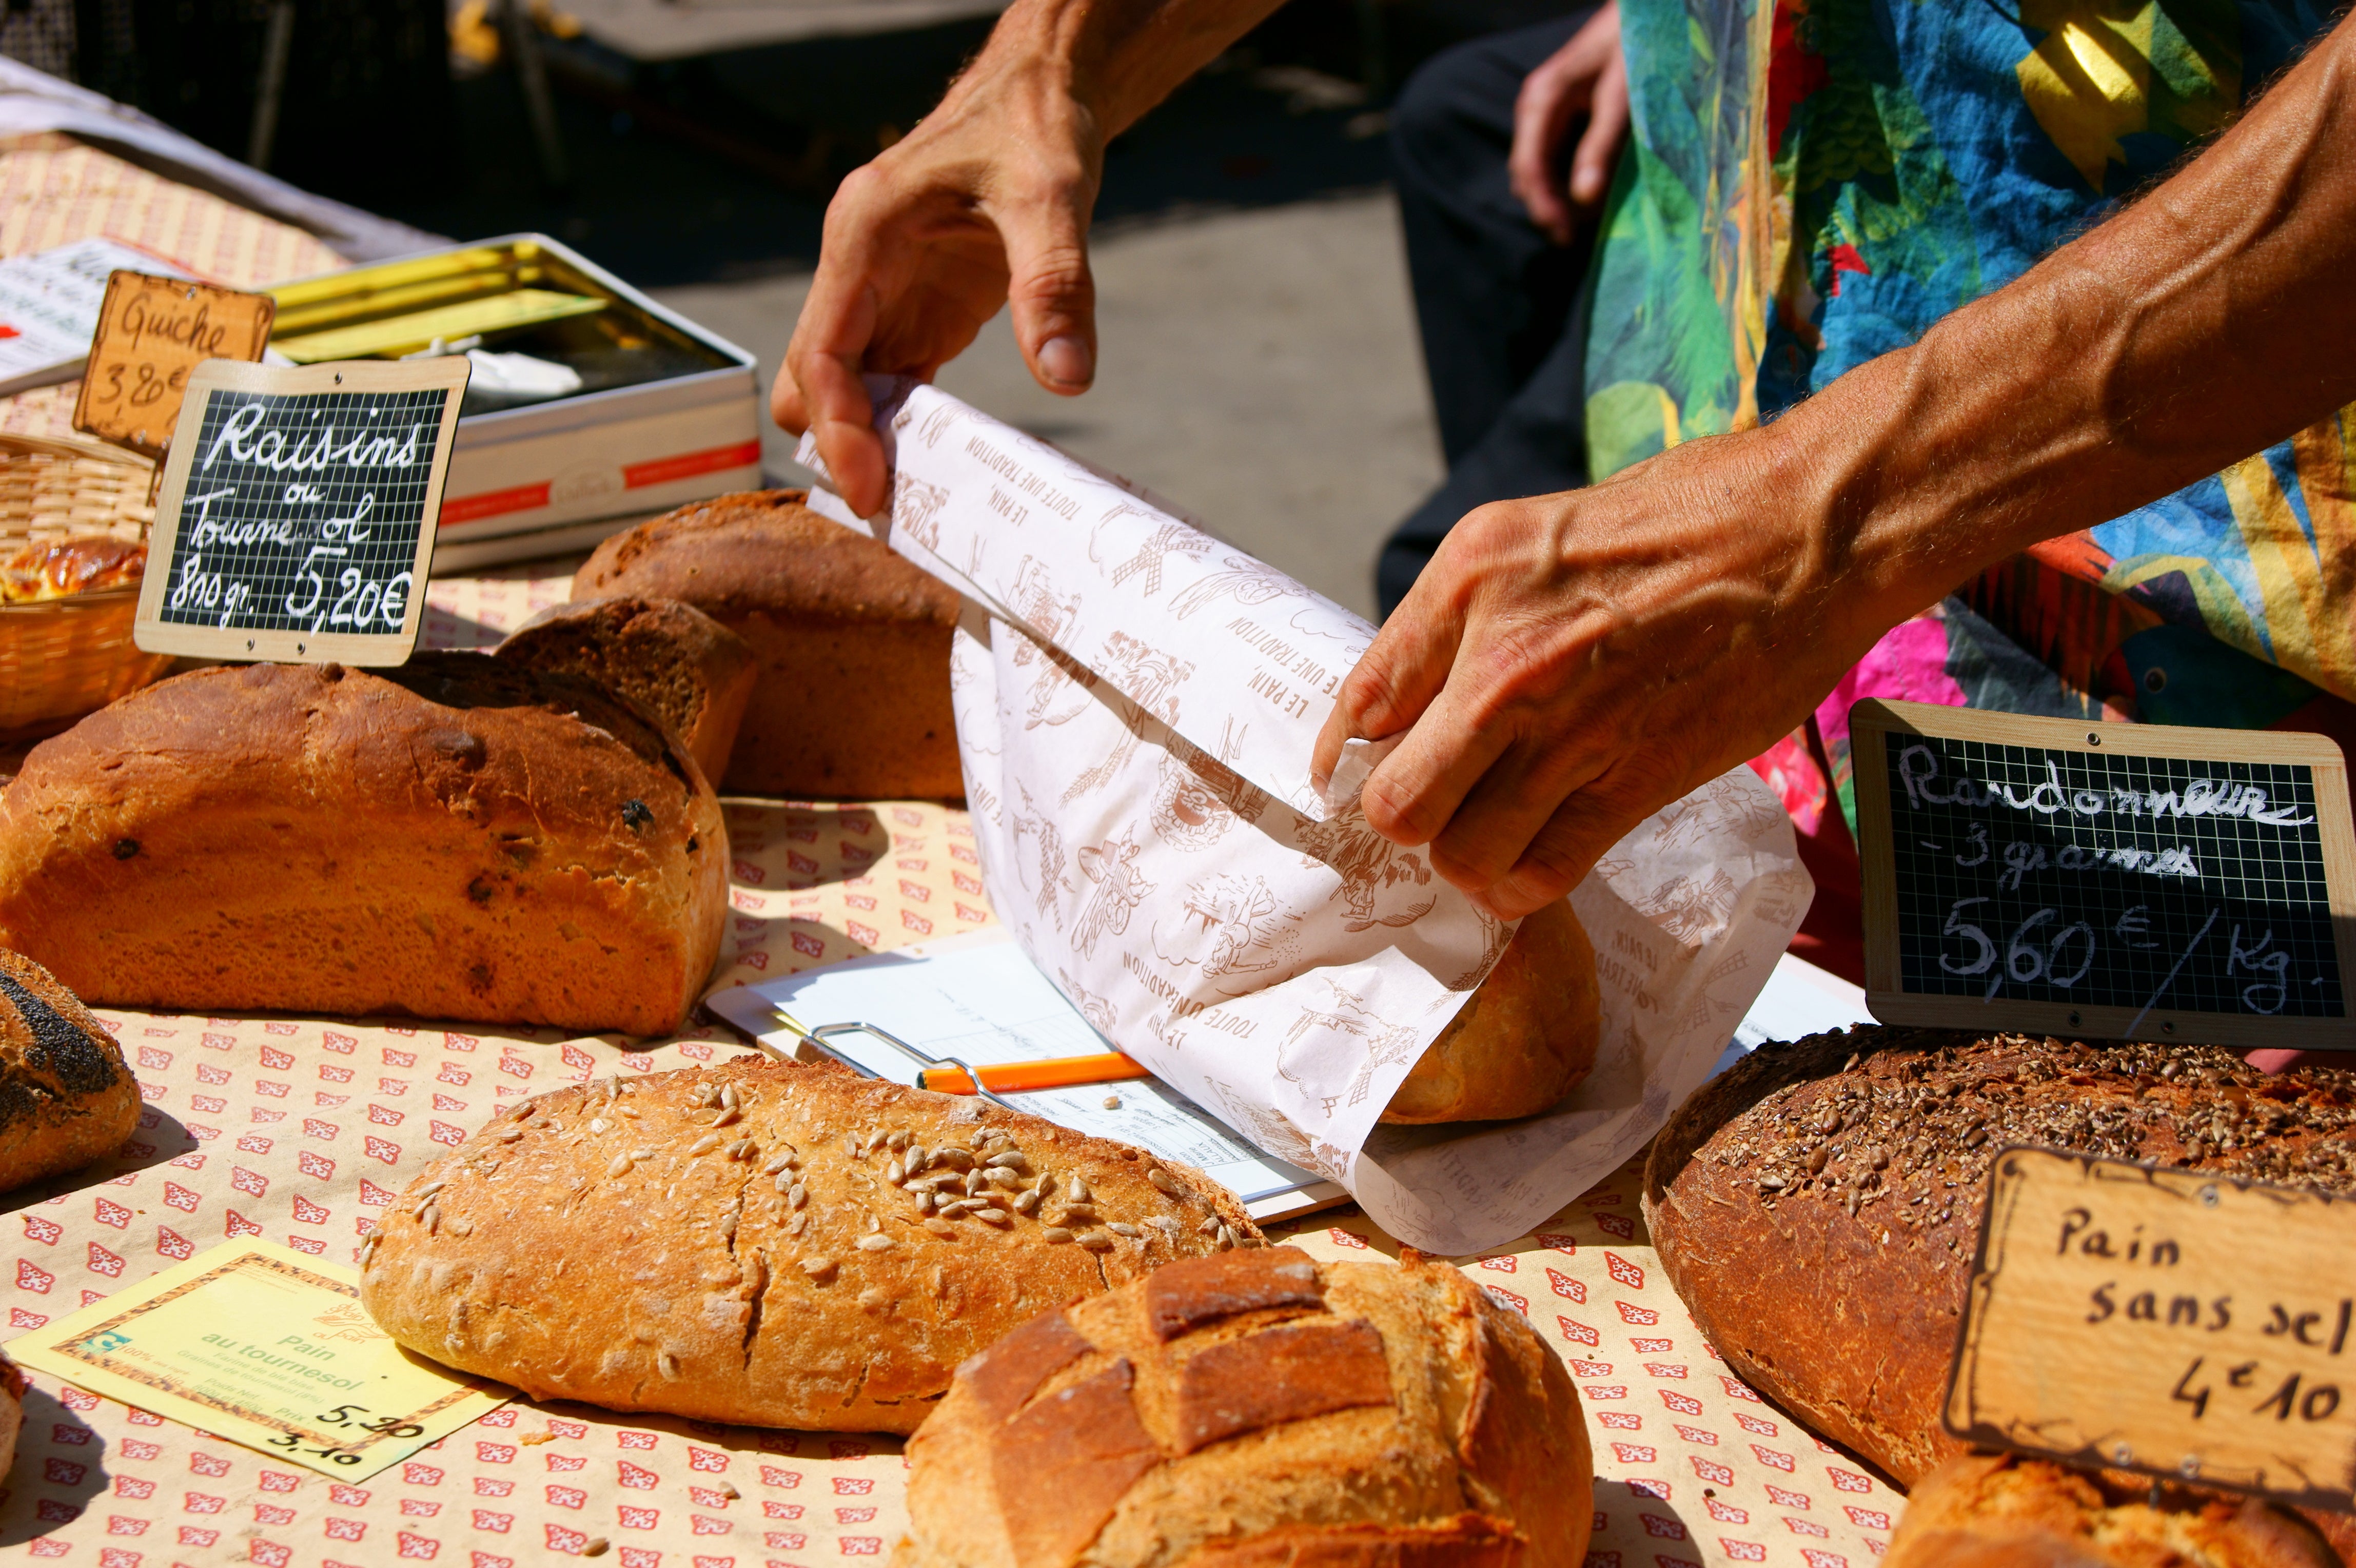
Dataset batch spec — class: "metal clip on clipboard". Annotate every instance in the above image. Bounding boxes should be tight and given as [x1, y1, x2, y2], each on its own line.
[770, 1011, 1022, 1111]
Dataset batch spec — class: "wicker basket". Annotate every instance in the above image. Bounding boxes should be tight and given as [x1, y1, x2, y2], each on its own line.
[0, 434, 172, 742]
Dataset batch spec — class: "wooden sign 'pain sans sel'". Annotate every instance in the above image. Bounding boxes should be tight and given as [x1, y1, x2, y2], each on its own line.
[72, 270, 274, 458]
[1851, 700, 2356, 1050]
[1946, 1147, 2356, 1511]
[133, 357, 469, 666]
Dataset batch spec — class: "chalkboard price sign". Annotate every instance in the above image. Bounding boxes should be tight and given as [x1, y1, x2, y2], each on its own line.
[1853, 701, 2356, 1050]
[133, 357, 469, 665]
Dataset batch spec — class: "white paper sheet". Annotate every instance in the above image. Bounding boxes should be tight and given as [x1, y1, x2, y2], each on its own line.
[0, 237, 190, 398]
[703, 930, 1332, 1214]
[798, 380, 1812, 1252]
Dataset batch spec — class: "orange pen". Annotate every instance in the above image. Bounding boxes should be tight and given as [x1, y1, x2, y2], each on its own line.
[917, 1053, 1153, 1095]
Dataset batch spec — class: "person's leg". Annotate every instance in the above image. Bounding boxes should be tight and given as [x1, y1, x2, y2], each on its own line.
[1377, 298, 1592, 614]
[1389, 12, 1596, 467]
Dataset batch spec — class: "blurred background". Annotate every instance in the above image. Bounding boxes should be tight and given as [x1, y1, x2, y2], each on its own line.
[0, 0, 1577, 618]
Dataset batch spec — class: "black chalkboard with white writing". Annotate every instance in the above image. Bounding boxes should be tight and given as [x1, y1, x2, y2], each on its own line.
[1852, 700, 2356, 1049]
[134, 357, 468, 665]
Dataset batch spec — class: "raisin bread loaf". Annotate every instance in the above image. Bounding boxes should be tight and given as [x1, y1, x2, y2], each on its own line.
[494, 595, 756, 786]
[0, 950, 140, 1193]
[1381, 898, 1600, 1124]
[573, 490, 963, 799]
[0, 655, 725, 1036]
[896, 1245, 1593, 1567]
[360, 1056, 1264, 1434]
[1641, 1029, 2356, 1487]
[1885, 1454, 2343, 1568]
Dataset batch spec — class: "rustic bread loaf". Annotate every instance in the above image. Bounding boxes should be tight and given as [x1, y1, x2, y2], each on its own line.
[0, 1350, 21, 1482]
[360, 1055, 1265, 1434]
[896, 1244, 1592, 1568]
[1381, 899, 1600, 1124]
[1641, 1028, 2356, 1487]
[0, 950, 139, 1193]
[0, 654, 725, 1036]
[494, 595, 756, 786]
[1884, 1453, 2342, 1568]
[574, 490, 963, 798]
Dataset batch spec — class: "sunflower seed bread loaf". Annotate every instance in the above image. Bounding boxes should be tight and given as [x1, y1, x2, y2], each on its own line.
[359, 1055, 1264, 1435]
[494, 595, 756, 786]
[895, 1245, 1593, 1568]
[1641, 1028, 2356, 1491]
[573, 489, 963, 799]
[0, 950, 140, 1193]
[1381, 899, 1601, 1124]
[0, 655, 726, 1036]
[1885, 1453, 2343, 1568]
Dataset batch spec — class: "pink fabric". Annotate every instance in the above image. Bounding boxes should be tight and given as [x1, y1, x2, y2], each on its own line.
[1813, 614, 1967, 760]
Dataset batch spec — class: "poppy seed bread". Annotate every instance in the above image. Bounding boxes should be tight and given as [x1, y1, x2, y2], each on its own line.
[0, 950, 140, 1192]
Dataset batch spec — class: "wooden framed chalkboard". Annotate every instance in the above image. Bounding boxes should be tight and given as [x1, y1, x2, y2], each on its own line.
[133, 357, 469, 665]
[1853, 700, 2356, 1050]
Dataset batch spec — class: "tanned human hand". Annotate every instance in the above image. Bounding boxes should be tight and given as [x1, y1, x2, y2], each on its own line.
[774, 0, 1286, 517]
[1317, 7, 2356, 918]
[1507, 2, 1627, 245]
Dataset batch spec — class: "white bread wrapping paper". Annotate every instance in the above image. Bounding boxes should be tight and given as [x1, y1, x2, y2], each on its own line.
[797, 381, 1812, 1253]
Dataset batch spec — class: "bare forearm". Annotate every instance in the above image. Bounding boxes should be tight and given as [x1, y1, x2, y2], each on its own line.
[1782, 9, 2356, 636]
[952, 0, 1286, 144]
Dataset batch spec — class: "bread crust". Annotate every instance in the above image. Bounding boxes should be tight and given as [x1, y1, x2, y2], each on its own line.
[0, 655, 726, 1036]
[1640, 1028, 2356, 1487]
[1381, 901, 1600, 1125]
[494, 595, 757, 787]
[894, 1248, 1592, 1568]
[1884, 1454, 2343, 1568]
[574, 491, 963, 798]
[359, 1055, 1265, 1434]
[0, 950, 140, 1193]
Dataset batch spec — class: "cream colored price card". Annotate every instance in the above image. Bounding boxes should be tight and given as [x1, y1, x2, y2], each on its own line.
[1947, 1147, 2356, 1510]
[5, 1239, 505, 1479]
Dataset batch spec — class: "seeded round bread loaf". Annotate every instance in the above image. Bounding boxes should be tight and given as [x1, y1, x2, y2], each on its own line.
[573, 489, 963, 799]
[1640, 1028, 2356, 1492]
[1884, 1453, 2342, 1568]
[896, 1245, 1593, 1568]
[1381, 899, 1601, 1124]
[0, 654, 727, 1036]
[494, 595, 756, 787]
[0, 950, 139, 1193]
[359, 1055, 1264, 1434]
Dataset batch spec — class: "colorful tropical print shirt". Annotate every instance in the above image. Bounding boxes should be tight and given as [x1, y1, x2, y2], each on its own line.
[1583, 0, 2352, 834]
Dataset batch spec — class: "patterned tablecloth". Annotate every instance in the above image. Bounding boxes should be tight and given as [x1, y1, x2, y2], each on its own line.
[0, 471, 1905, 1568]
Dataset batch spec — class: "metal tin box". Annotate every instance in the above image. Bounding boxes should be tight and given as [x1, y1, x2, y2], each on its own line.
[267, 233, 761, 571]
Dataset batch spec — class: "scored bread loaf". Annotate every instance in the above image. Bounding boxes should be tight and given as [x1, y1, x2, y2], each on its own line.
[1381, 898, 1600, 1124]
[1641, 1028, 2356, 1489]
[897, 1245, 1593, 1568]
[1884, 1453, 2343, 1568]
[0, 654, 726, 1036]
[360, 1055, 1264, 1434]
[493, 595, 756, 785]
[574, 490, 963, 798]
[0, 950, 140, 1193]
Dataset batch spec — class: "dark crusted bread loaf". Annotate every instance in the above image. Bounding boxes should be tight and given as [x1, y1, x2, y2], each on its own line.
[1884, 1453, 2343, 1568]
[1382, 899, 1601, 1124]
[574, 490, 963, 799]
[360, 1055, 1264, 1434]
[1641, 1028, 2356, 1491]
[494, 595, 756, 786]
[0, 950, 139, 1193]
[0, 654, 725, 1036]
[896, 1245, 1592, 1568]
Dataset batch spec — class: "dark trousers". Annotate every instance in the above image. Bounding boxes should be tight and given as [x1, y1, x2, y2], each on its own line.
[1380, 12, 1601, 618]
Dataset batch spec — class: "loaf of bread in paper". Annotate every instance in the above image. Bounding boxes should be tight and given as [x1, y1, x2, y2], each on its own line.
[1380, 898, 1599, 1124]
